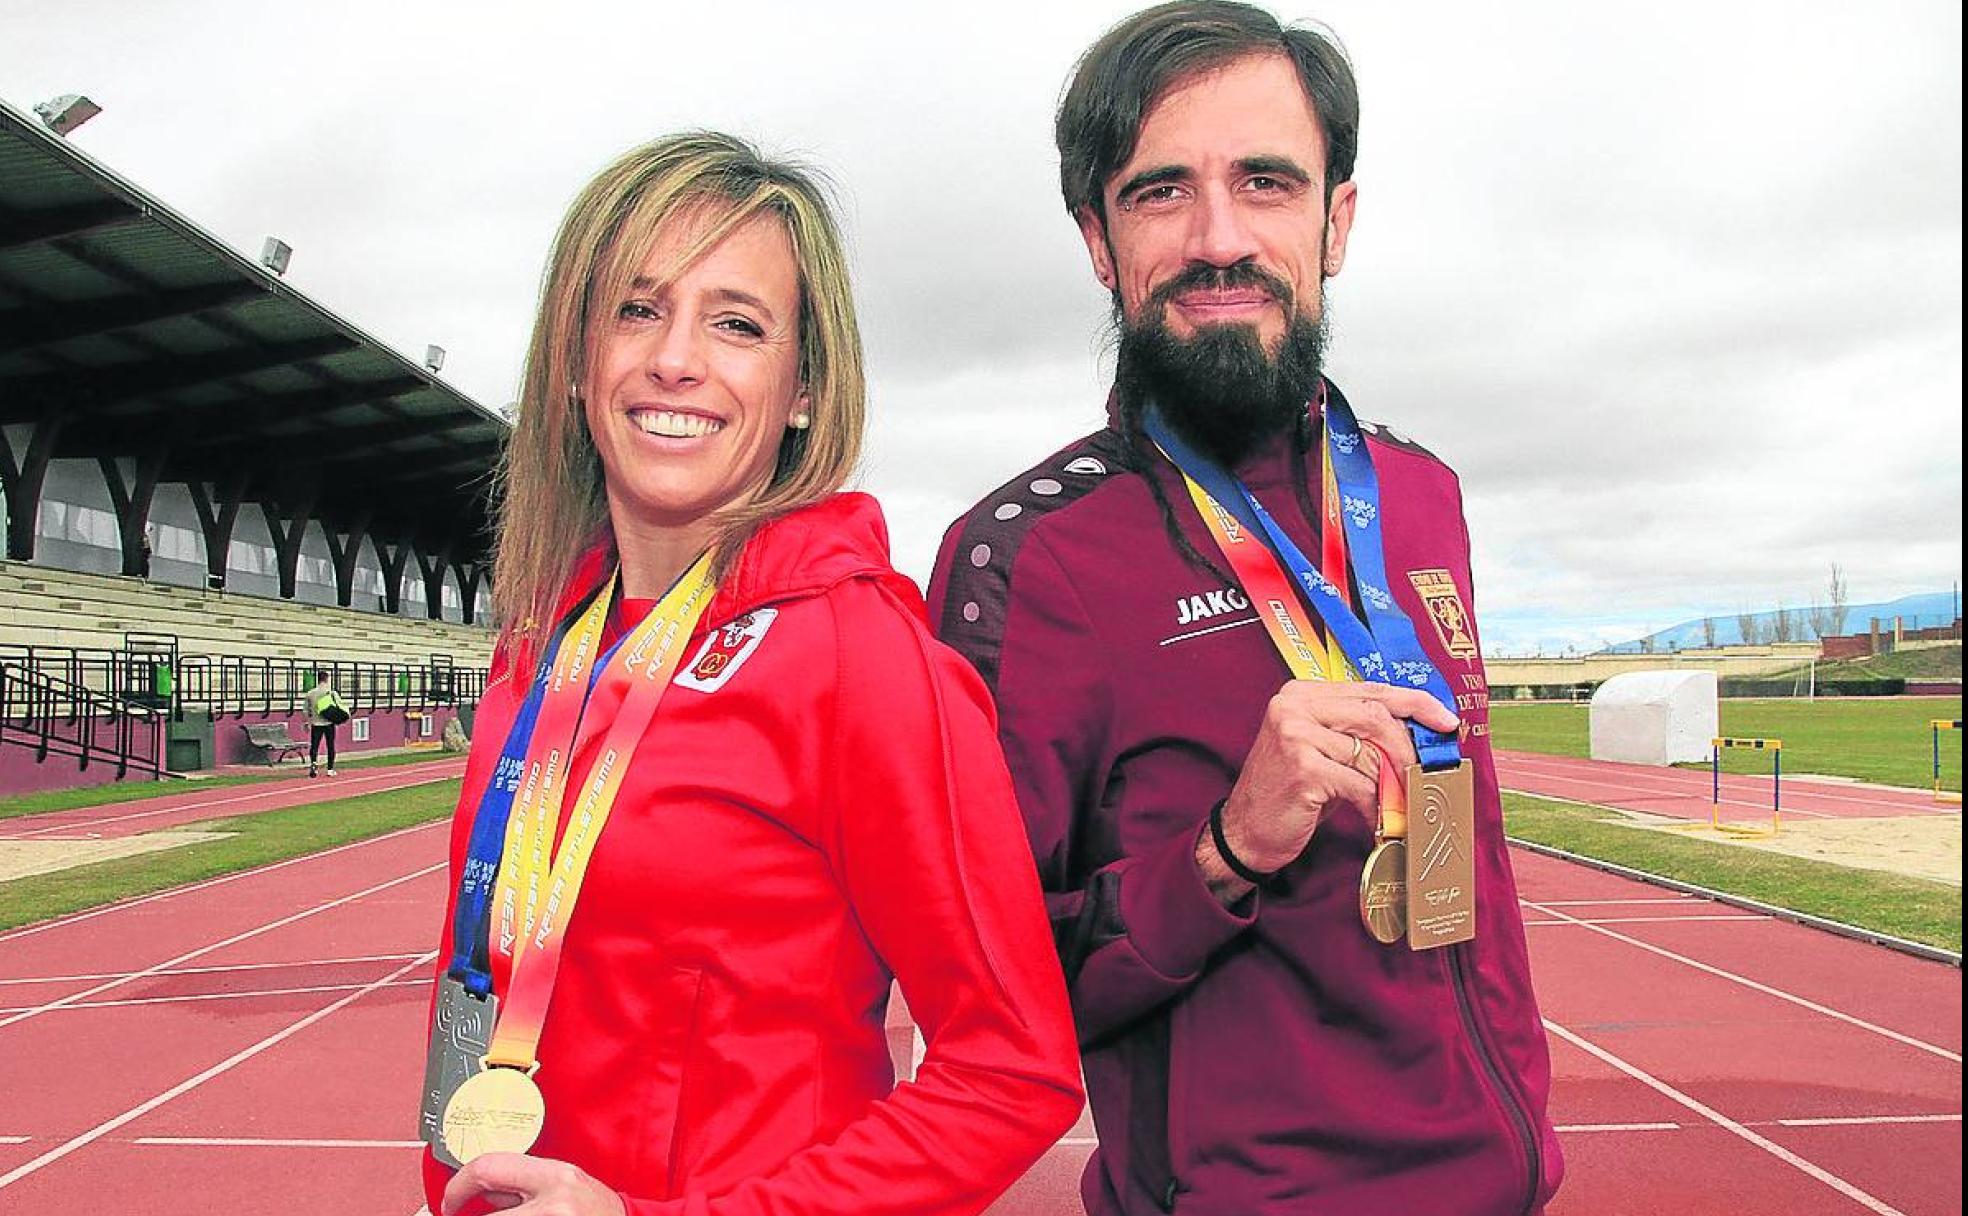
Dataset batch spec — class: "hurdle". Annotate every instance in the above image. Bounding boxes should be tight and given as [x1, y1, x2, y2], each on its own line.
[1712, 736, 1781, 834]
[1933, 719, 1962, 804]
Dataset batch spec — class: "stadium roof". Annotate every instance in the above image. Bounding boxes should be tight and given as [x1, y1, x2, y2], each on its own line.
[0, 97, 507, 570]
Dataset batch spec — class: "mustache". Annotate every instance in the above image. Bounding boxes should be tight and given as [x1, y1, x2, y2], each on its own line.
[1145, 260, 1297, 316]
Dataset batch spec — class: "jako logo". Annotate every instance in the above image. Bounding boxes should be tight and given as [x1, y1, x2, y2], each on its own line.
[1175, 587, 1251, 626]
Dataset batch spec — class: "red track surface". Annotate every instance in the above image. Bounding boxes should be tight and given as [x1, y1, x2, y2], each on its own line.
[1495, 749, 1951, 824]
[0, 788, 1957, 1213]
[0, 760, 467, 841]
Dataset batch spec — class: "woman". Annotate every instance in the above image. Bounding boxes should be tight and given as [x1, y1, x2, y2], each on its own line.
[421, 133, 1082, 1216]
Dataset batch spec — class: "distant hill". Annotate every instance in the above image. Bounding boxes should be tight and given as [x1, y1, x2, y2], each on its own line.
[1606, 592, 1959, 654]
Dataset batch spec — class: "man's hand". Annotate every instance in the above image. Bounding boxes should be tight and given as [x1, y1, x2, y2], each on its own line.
[441, 1153, 628, 1216]
[1196, 681, 1459, 904]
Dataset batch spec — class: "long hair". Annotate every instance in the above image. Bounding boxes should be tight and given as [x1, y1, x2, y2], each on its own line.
[490, 132, 864, 663]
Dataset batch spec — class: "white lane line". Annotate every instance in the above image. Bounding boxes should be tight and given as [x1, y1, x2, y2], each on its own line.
[0, 977, 427, 1015]
[0, 952, 427, 988]
[1544, 1018, 1908, 1216]
[6, 764, 462, 839]
[1496, 753, 1930, 817]
[1498, 776, 1835, 821]
[0, 1136, 26, 1145]
[0, 820, 446, 946]
[1521, 898, 1962, 1064]
[1778, 1114, 1962, 1128]
[133, 1137, 424, 1149]
[1528, 898, 1698, 907]
[0, 952, 437, 1193]
[1555, 1122, 1682, 1133]
[1522, 914, 1768, 927]
[1497, 753, 1940, 813]
[0, 863, 443, 1032]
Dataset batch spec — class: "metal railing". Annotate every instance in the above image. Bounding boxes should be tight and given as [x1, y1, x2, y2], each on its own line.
[0, 643, 488, 723]
[0, 660, 165, 778]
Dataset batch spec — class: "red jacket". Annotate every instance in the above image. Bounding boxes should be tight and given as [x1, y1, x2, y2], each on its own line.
[930, 388, 1563, 1215]
[423, 492, 1083, 1215]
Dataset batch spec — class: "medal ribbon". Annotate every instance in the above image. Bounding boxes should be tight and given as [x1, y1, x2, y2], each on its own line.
[484, 553, 717, 1072]
[447, 589, 604, 997]
[1145, 400, 1461, 771]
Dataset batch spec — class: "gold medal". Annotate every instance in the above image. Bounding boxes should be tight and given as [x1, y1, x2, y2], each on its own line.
[441, 1065, 545, 1164]
[1404, 760, 1477, 951]
[1359, 838, 1408, 944]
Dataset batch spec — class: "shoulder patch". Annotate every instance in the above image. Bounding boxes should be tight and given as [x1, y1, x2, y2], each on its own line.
[934, 427, 1134, 692]
[676, 608, 778, 692]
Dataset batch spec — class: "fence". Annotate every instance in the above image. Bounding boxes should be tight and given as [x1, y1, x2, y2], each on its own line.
[0, 643, 487, 723]
[0, 660, 165, 778]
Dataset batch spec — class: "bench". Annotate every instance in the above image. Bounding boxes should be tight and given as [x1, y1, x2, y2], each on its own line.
[240, 722, 309, 765]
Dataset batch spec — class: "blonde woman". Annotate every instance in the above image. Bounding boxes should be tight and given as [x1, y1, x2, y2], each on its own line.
[420, 133, 1081, 1216]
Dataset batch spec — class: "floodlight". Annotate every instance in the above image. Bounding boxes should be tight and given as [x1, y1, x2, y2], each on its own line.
[34, 94, 101, 136]
[260, 237, 293, 276]
[424, 345, 446, 373]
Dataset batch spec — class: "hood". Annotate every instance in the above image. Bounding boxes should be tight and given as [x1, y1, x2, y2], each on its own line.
[546, 491, 908, 636]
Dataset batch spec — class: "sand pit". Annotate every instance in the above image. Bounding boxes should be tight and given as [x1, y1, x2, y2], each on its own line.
[0, 831, 230, 883]
[1629, 813, 1962, 886]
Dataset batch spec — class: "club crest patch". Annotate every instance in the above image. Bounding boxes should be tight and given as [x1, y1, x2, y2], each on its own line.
[677, 608, 778, 692]
[1407, 570, 1478, 661]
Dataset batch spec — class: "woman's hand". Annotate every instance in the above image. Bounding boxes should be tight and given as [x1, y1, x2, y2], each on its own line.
[441, 1153, 628, 1216]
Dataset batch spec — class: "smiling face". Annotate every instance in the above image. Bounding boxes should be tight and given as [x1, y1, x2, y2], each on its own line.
[582, 210, 808, 544]
[1079, 51, 1357, 350]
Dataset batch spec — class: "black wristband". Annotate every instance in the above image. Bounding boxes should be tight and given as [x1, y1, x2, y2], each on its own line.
[1208, 797, 1279, 886]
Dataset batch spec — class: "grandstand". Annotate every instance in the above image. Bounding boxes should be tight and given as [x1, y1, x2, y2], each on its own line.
[0, 98, 503, 792]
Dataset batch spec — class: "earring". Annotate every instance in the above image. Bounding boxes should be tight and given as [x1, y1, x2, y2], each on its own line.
[790, 412, 811, 430]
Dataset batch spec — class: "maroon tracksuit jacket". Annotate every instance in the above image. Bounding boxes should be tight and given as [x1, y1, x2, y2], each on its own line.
[929, 384, 1563, 1215]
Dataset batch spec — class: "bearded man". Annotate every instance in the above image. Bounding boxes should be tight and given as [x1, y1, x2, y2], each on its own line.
[928, 4, 1564, 1212]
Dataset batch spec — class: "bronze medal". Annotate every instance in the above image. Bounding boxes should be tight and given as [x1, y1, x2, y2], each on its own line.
[1359, 838, 1408, 944]
[1405, 760, 1478, 951]
[441, 1064, 545, 1165]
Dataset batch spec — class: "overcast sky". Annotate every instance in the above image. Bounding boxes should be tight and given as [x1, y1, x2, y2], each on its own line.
[3, 1, 1960, 653]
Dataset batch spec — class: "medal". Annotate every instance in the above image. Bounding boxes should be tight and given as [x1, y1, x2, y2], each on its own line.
[418, 978, 498, 1166]
[441, 1064, 546, 1164]
[419, 555, 719, 1169]
[1359, 837, 1408, 944]
[1404, 760, 1477, 950]
[1358, 740, 1410, 944]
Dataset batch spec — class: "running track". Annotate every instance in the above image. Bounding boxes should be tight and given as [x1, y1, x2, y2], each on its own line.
[1495, 749, 1953, 824]
[0, 759, 468, 841]
[0, 828, 1958, 1212]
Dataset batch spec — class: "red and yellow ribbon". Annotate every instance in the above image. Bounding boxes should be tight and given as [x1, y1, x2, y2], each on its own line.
[484, 553, 717, 1071]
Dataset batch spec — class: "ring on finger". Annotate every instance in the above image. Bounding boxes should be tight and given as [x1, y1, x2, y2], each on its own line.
[1346, 734, 1363, 765]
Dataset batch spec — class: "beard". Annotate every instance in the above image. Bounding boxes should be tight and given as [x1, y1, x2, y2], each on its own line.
[1116, 261, 1327, 469]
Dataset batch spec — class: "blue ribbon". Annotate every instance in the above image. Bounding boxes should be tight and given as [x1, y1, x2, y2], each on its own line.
[1146, 397, 1462, 771]
[448, 583, 659, 995]
[446, 586, 611, 995]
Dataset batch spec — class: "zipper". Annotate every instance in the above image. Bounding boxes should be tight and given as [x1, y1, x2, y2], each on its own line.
[1448, 943, 1542, 1214]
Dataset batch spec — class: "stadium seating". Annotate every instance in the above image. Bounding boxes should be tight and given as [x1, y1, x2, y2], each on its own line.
[0, 560, 494, 669]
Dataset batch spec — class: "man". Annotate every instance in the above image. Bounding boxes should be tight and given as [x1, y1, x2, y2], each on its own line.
[929, 4, 1563, 1212]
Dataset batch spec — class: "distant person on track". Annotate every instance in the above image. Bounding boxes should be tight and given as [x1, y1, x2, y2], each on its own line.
[929, 4, 1563, 1213]
[420, 133, 1080, 1216]
[304, 671, 347, 777]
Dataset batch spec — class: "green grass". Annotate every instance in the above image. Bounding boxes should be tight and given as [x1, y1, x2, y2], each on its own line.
[0, 748, 455, 821]
[1504, 792, 1961, 953]
[0, 779, 458, 932]
[1489, 697, 1963, 791]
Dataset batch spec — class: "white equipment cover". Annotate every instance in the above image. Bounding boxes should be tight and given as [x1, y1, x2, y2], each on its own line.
[1589, 670, 1719, 766]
